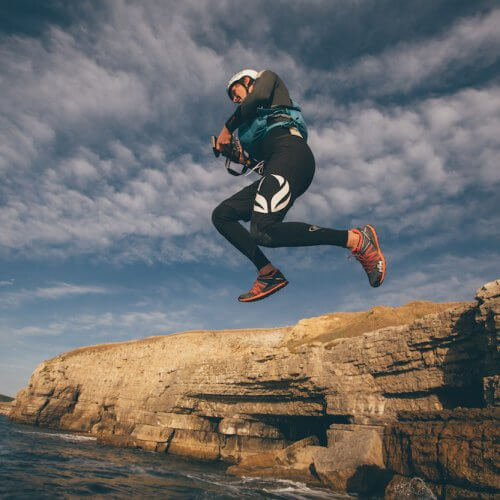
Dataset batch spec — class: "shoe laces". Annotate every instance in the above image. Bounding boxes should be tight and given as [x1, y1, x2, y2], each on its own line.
[249, 278, 265, 295]
[352, 244, 379, 273]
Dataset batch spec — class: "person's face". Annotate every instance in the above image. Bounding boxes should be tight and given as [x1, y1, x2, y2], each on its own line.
[230, 82, 248, 104]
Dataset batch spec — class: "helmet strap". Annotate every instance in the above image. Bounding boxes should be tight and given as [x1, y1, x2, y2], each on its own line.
[241, 76, 255, 95]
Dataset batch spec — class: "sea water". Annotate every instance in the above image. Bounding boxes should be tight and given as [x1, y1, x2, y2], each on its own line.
[0, 416, 353, 499]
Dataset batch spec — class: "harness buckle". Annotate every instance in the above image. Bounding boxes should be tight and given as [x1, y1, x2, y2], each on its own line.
[289, 127, 303, 139]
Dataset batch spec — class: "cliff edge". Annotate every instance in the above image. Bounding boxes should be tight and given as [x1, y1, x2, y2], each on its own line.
[9, 280, 499, 498]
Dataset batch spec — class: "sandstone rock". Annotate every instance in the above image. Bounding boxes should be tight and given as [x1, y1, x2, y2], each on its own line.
[476, 279, 500, 303]
[286, 301, 463, 349]
[220, 434, 289, 463]
[227, 436, 322, 485]
[167, 429, 221, 460]
[12, 299, 487, 435]
[155, 413, 217, 431]
[327, 423, 384, 446]
[443, 484, 499, 499]
[476, 280, 500, 392]
[229, 425, 392, 495]
[8, 280, 500, 495]
[0, 401, 12, 416]
[385, 475, 439, 499]
[218, 415, 283, 438]
[384, 408, 500, 497]
[130, 424, 174, 452]
[312, 424, 391, 495]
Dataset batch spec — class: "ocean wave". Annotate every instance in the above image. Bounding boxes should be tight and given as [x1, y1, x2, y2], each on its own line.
[262, 485, 352, 499]
[3, 419, 351, 499]
[15, 429, 97, 442]
[187, 473, 350, 499]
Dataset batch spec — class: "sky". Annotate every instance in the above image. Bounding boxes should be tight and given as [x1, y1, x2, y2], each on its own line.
[1, 0, 499, 396]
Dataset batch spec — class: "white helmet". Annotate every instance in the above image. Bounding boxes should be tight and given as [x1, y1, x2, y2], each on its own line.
[226, 69, 258, 99]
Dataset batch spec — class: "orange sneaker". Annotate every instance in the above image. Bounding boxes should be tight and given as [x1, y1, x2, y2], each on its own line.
[238, 269, 289, 302]
[351, 224, 386, 287]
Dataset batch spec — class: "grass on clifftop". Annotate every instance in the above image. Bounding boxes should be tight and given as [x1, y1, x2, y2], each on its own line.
[0, 394, 14, 402]
[284, 300, 467, 350]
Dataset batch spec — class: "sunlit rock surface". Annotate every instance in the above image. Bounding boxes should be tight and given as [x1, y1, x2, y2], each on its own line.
[9, 280, 499, 497]
[0, 394, 14, 416]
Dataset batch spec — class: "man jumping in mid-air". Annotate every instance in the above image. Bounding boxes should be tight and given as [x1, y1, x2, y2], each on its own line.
[213, 69, 386, 303]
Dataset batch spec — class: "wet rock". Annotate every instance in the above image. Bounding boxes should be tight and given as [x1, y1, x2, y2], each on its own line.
[385, 475, 438, 499]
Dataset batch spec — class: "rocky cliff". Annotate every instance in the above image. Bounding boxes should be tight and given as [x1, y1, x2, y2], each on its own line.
[0, 394, 14, 416]
[9, 280, 500, 498]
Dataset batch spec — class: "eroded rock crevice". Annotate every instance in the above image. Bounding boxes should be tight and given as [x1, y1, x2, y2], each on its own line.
[252, 414, 347, 446]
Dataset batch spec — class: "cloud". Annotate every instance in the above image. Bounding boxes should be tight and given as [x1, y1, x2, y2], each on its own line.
[301, 85, 500, 238]
[2, 79, 498, 264]
[0, 0, 498, 272]
[2, 307, 200, 339]
[0, 0, 243, 263]
[34, 283, 109, 300]
[0, 282, 110, 307]
[308, 7, 500, 98]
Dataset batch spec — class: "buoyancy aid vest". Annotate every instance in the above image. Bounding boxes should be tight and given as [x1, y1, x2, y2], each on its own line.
[238, 101, 308, 160]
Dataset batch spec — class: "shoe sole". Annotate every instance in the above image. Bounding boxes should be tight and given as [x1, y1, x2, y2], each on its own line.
[238, 280, 289, 303]
[365, 224, 386, 287]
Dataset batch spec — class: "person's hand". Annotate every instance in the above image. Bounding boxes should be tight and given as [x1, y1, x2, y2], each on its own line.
[216, 126, 232, 152]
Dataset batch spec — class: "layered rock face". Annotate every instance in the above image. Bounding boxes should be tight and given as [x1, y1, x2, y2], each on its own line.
[383, 280, 500, 499]
[9, 280, 500, 497]
[384, 409, 499, 499]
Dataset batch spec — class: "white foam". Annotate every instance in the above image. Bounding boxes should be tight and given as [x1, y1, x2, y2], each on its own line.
[184, 473, 242, 492]
[236, 476, 352, 499]
[16, 429, 97, 442]
[262, 485, 350, 499]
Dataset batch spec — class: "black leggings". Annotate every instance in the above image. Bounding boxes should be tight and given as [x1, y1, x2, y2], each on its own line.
[212, 134, 348, 270]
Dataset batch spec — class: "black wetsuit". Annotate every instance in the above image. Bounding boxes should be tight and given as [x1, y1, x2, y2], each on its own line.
[212, 70, 348, 271]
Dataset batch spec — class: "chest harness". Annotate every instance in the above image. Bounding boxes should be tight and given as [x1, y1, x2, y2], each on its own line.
[212, 102, 308, 177]
[238, 102, 308, 161]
